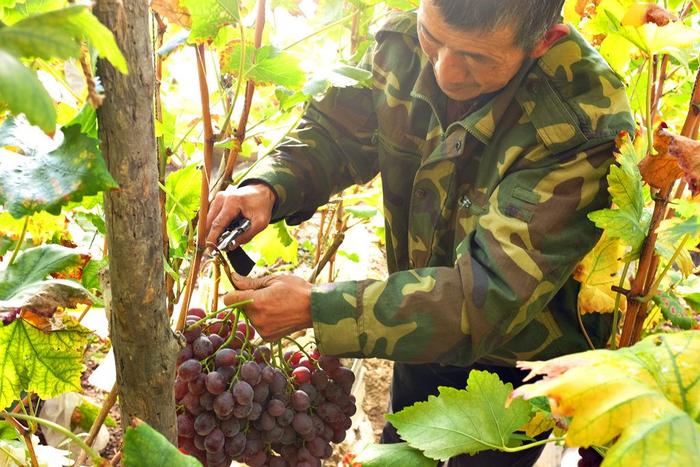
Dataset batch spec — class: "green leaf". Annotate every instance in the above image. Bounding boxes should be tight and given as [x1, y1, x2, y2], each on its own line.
[0, 318, 89, 409]
[0, 121, 118, 218]
[73, 397, 116, 431]
[0, 0, 64, 25]
[123, 420, 202, 467]
[386, 370, 532, 461]
[338, 250, 360, 262]
[224, 45, 306, 89]
[676, 275, 700, 312]
[0, 0, 24, 9]
[652, 291, 695, 330]
[0, 6, 127, 73]
[67, 104, 97, 138]
[251, 47, 305, 88]
[81, 257, 107, 292]
[164, 164, 201, 250]
[303, 63, 373, 96]
[247, 221, 298, 265]
[181, 0, 238, 43]
[0, 15, 81, 60]
[515, 331, 700, 466]
[588, 208, 650, 257]
[73, 212, 106, 235]
[0, 279, 94, 316]
[0, 420, 19, 440]
[0, 50, 56, 132]
[346, 205, 377, 220]
[656, 216, 700, 244]
[588, 136, 650, 255]
[273, 221, 294, 247]
[383, 0, 419, 9]
[354, 443, 437, 467]
[0, 244, 80, 300]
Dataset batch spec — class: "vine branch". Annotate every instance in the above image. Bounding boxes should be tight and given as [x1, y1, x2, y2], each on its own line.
[619, 66, 700, 347]
[176, 44, 215, 331]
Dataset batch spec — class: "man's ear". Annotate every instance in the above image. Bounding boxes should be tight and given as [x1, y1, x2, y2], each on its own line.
[529, 24, 570, 58]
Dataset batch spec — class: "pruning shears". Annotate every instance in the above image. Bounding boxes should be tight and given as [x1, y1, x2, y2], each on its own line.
[214, 217, 255, 276]
[216, 217, 252, 252]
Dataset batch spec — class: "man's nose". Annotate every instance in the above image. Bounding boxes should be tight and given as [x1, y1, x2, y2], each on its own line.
[433, 47, 465, 84]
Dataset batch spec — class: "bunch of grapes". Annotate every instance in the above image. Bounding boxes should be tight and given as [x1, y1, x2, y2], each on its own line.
[175, 308, 357, 467]
[577, 448, 603, 467]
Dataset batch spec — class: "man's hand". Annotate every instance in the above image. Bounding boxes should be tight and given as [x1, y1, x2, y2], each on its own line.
[206, 183, 276, 247]
[223, 274, 313, 341]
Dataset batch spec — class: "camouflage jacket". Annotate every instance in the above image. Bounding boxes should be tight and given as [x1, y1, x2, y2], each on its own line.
[244, 13, 635, 366]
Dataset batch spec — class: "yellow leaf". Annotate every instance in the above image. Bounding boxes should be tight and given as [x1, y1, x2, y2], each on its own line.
[621, 3, 675, 27]
[520, 411, 556, 438]
[0, 212, 68, 245]
[573, 234, 627, 314]
[514, 332, 700, 465]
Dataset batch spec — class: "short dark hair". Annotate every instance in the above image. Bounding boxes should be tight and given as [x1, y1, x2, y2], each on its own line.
[432, 0, 565, 51]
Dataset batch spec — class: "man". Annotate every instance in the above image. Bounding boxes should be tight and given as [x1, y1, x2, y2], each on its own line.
[207, 0, 634, 464]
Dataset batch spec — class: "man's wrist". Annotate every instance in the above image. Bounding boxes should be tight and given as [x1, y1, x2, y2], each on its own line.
[240, 179, 278, 212]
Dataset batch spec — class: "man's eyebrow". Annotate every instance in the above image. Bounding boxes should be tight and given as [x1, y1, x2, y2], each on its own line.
[418, 21, 442, 44]
[418, 20, 493, 62]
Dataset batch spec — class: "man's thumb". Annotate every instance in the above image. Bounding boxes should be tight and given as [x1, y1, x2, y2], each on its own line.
[223, 290, 255, 306]
[231, 273, 272, 291]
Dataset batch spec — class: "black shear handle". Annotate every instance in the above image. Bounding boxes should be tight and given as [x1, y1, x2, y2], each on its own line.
[218, 217, 255, 276]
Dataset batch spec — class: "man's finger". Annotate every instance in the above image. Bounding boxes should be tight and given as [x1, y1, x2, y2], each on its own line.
[231, 274, 271, 291]
[223, 289, 255, 306]
[207, 202, 241, 244]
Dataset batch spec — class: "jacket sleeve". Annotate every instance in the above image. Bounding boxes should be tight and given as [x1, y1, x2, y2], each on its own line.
[242, 66, 379, 225]
[310, 141, 615, 366]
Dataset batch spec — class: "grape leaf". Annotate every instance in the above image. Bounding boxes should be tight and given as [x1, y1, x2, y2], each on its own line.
[0, 318, 89, 409]
[223, 44, 306, 89]
[0, 121, 118, 218]
[164, 163, 201, 250]
[303, 63, 373, 96]
[0, 279, 93, 324]
[573, 233, 627, 314]
[0, 244, 81, 300]
[656, 216, 700, 248]
[386, 370, 532, 461]
[0, 211, 67, 245]
[345, 205, 377, 220]
[181, 0, 238, 43]
[514, 331, 700, 466]
[0, 0, 65, 25]
[652, 292, 695, 330]
[247, 221, 298, 265]
[354, 442, 437, 467]
[123, 419, 202, 467]
[0, 6, 127, 72]
[73, 397, 117, 431]
[588, 133, 649, 256]
[0, 50, 55, 132]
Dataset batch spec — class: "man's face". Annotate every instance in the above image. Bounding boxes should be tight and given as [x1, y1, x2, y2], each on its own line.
[417, 0, 529, 101]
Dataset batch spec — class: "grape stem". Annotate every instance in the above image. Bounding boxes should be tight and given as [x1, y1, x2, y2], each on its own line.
[184, 300, 252, 331]
[281, 336, 316, 366]
[2, 412, 105, 465]
[7, 216, 29, 267]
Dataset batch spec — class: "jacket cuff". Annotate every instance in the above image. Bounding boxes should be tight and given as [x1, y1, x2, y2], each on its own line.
[310, 281, 363, 357]
[242, 159, 304, 222]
